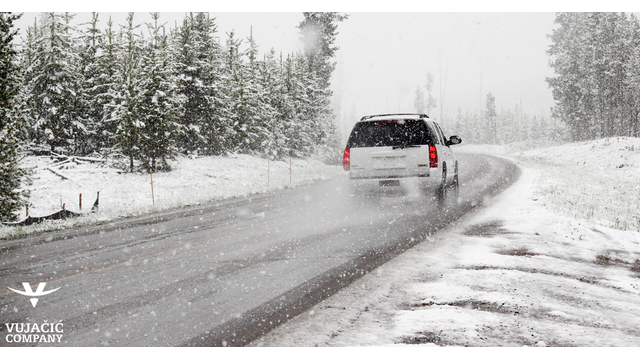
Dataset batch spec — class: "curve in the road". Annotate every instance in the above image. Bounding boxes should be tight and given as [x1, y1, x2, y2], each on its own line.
[183, 153, 521, 346]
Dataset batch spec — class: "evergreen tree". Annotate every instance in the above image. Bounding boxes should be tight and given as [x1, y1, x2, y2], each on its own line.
[547, 12, 640, 140]
[93, 16, 121, 151]
[173, 12, 224, 155]
[256, 49, 285, 159]
[0, 12, 29, 221]
[195, 14, 229, 156]
[413, 86, 425, 113]
[242, 29, 273, 154]
[297, 12, 347, 158]
[623, 14, 640, 137]
[291, 52, 318, 157]
[27, 12, 85, 154]
[16, 17, 41, 144]
[221, 30, 244, 152]
[76, 12, 103, 154]
[109, 12, 143, 171]
[298, 12, 348, 92]
[136, 12, 182, 172]
[424, 72, 437, 116]
[277, 52, 317, 158]
[8, 12, 350, 171]
[220, 30, 274, 154]
[275, 53, 295, 158]
[485, 92, 497, 144]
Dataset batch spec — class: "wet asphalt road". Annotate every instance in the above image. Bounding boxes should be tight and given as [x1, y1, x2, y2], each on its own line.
[0, 152, 519, 346]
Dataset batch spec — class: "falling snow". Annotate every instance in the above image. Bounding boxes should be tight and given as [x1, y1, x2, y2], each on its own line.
[3, 137, 639, 349]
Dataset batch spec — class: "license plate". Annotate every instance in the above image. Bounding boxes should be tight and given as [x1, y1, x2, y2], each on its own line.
[379, 180, 400, 187]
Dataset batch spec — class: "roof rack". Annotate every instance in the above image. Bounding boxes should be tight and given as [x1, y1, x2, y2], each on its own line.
[360, 113, 430, 121]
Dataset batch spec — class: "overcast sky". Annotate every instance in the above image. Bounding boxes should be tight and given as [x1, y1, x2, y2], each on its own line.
[11, 3, 640, 136]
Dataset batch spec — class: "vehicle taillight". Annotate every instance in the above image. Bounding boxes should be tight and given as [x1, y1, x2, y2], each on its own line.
[343, 148, 350, 171]
[429, 145, 438, 168]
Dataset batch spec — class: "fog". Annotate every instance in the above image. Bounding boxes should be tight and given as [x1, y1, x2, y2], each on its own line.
[201, 12, 556, 133]
[14, 11, 557, 141]
[329, 13, 557, 137]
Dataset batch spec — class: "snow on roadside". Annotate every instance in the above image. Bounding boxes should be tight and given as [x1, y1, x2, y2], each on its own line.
[466, 137, 640, 231]
[251, 138, 640, 347]
[0, 154, 341, 239]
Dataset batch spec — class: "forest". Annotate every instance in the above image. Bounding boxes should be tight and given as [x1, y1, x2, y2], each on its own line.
[0, 11, 346, 220]
[3, 12, 640, 221]
[414, 12, 640, 144]
[10, 12, 346, 169]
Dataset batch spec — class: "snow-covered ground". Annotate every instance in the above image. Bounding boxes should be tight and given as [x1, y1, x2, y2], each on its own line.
[3, 138, 640, 348]
[0, 154, 341, 239]
[251, 137, 640, 347]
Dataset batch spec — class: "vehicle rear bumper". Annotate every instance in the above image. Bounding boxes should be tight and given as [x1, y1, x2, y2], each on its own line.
[348, 174, 440, 195]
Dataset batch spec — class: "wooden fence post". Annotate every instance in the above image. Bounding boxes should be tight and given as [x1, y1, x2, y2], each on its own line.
[150, 170, 155, 205]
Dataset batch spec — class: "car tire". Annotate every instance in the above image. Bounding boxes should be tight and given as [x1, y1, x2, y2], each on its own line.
[449, 163, 460, 205]
[435, 169, 447, 208]
[449, 173, 459, 205]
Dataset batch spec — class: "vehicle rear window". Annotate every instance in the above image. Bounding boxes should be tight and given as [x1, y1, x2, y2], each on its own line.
[346, 119, 435, 148]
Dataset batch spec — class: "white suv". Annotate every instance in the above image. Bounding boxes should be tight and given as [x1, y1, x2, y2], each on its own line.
[343, 113, 461, 203]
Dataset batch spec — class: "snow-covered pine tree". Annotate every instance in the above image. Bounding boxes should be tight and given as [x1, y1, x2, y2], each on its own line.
[413, 86, 425, 114]
[0, 12, 29, 221]
[173, 14, 199, 153]
[626, 18, 640, 137]
[268, 52, 293, 160]
[4, 11, 359, 177]
[221, 30, 246, 153]
[297, 12, 347, 158]
[240, 28, 272, 154]
[547, 13, 593, 141]
[547, 12, 640, 140]
[136, 12, 182, 172]
[93, 16, 121, 151]
[273, 51, 330, 159]
[424, 72, 437, 116]
[173, 12, 225, 155]
[15, 17, 42, 144]
[279, 53, 310, 158]
[615, 13, 640, 138]
[191, 14, 229, 156]
[76, 12, 103, 155]
[485, 92, 497, 144]
[255, 49, 282, 159]
[297, 12, 347, 93]
[109, 12, 144, 172]
[27, 12, 85, 154]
